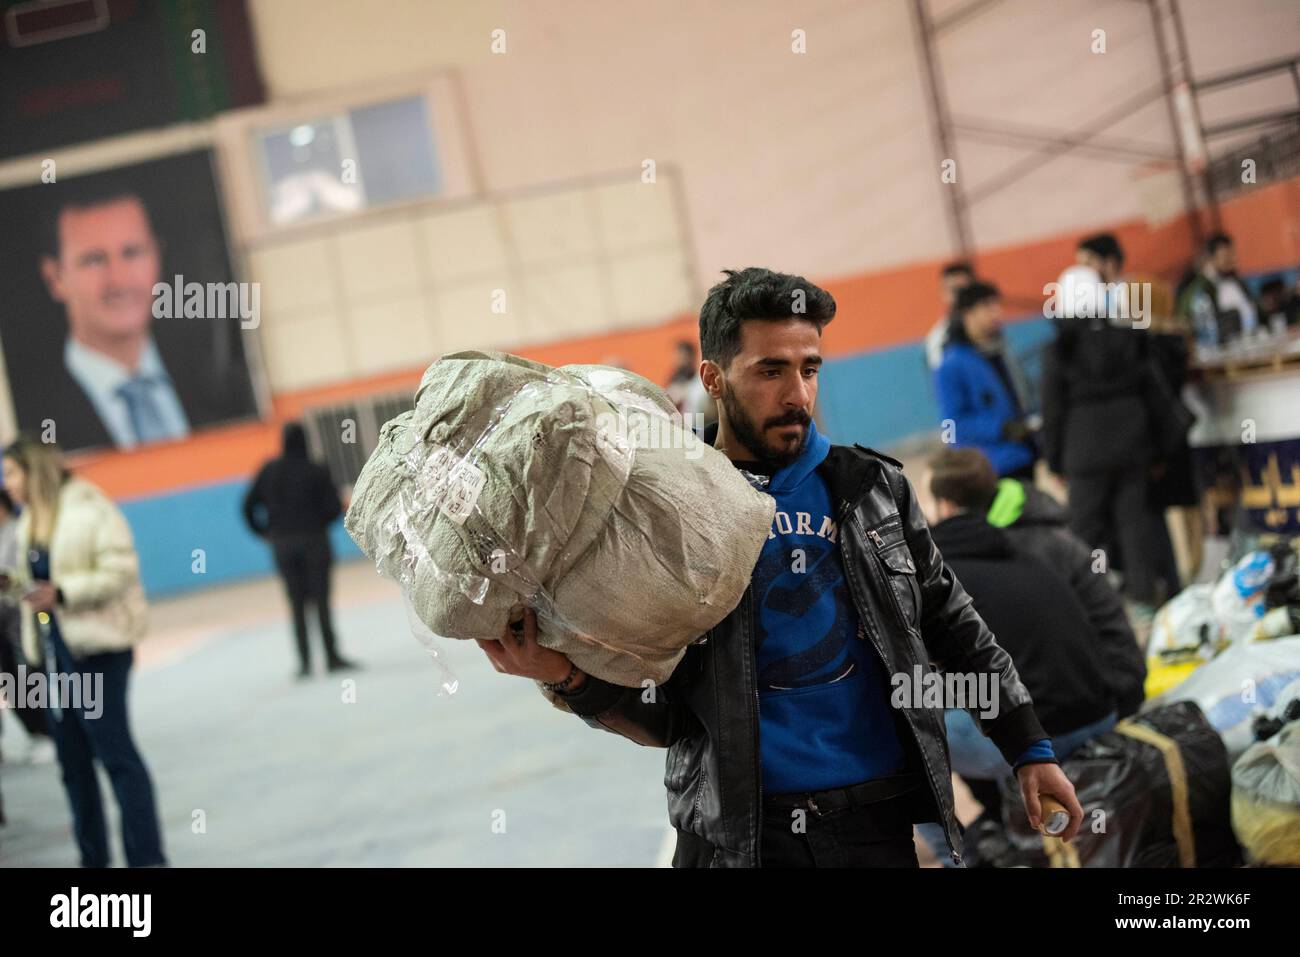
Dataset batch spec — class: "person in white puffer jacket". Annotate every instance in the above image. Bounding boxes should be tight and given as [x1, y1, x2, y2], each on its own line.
[1, 435, 165, 867]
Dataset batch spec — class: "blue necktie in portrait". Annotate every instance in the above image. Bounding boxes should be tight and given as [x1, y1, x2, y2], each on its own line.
[116, 374, 174, 444]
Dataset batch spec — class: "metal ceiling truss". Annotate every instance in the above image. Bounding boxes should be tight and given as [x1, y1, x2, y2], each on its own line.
[910, 0, 1300, 257]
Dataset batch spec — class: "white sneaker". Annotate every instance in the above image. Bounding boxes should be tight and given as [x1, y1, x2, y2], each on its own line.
[26, 737, 56, 765]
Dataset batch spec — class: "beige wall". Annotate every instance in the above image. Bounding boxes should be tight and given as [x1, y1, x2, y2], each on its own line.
[1, 0, 1292, 416]
[235, 0, 1300, 391]
[246, 0, 1299, 281]
[247, 0, 504, 96]
[243, 172, 696, 390]
[247, 0, 952, 283]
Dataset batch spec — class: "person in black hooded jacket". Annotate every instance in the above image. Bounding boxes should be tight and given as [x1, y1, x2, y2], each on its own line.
[917, 457, 1119, 861]
[926, 501, 1117, 741]
[931, 448, 1146, 718]
[243, 422, 356, 677]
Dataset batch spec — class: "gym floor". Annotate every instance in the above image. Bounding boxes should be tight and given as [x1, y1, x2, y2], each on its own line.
[0, 558, 974, 867]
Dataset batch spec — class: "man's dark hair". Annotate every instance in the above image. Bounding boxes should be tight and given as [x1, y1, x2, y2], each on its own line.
[955, 281, 999, 314]
[1079, 232, 1124, 267]
[0, 488, 12, 515]
[941, 261, 974, 281]
[928, 448, 999, 511]
[1205, 232, 1233, 255]
[37, 181, 152, 261]
[699, 267, 835, 367]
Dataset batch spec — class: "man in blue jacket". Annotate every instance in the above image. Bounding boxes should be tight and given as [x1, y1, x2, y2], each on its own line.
[934, 282, 1037, 480]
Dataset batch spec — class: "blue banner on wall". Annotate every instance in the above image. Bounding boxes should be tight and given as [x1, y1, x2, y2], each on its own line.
[1197, 436, 1300, 535]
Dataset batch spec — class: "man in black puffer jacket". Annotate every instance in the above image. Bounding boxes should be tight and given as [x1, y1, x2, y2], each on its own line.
[930, 449, 1146, 718]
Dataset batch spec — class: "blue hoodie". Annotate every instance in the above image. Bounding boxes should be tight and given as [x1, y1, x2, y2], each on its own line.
[743, 420, 908, 794]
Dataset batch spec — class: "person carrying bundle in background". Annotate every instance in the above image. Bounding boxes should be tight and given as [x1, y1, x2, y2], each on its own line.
[475, 266, 1082, 868]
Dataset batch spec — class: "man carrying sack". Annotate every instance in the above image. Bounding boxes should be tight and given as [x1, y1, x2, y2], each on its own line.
[480, 267, 1082, 868]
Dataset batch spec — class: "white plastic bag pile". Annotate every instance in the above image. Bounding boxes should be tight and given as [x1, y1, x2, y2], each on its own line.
[1146, 549, 1300, 758]
[1148, 635, 1300, 759]
[345, 351, 774, 704]
[1232, 715, 1300, 865]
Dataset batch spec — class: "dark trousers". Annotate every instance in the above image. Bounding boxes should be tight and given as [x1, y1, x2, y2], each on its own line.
[271, 531, 340, 671]
[759, 794, 920, 867]
[1147, 503, 1182, 601]
[1067, 466, 1171, 605]
[46, 633, 166, 867]
[0, 604, 50, 740]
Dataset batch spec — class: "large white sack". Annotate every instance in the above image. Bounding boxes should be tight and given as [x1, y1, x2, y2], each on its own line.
[345, 351, 774, 696]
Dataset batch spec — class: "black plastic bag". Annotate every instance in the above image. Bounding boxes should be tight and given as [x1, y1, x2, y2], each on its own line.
[999, 701, 1241, 867]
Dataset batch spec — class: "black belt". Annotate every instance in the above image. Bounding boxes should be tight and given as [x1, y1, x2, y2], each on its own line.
[763, 772, 924, 816]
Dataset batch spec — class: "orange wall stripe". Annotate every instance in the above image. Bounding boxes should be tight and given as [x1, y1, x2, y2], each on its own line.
[72, 177, 1300, 500]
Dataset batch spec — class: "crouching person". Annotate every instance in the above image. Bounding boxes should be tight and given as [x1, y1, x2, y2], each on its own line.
[915, 449, 1121, 865]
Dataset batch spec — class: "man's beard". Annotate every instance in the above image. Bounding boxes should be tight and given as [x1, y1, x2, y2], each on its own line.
[719, 386, 810, 469]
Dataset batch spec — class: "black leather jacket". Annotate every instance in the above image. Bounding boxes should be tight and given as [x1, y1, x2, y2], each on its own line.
[557, 443, 1049, 867]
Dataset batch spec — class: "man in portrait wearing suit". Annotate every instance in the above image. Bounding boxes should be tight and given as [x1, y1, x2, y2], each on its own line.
[33, 184, 250, 451]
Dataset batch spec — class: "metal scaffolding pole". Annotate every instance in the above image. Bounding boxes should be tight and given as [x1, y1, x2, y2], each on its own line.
[910, 0, 975, 259]
[1169, 0, 1221, 231]
[1148, 0, 1206, 250]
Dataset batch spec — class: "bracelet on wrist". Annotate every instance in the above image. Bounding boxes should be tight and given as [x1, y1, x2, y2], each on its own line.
[543, 663, 580, 694]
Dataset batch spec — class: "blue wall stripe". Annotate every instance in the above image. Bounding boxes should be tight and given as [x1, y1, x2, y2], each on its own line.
[121, 483, 362, 597]
[818, 315, 1055, 448]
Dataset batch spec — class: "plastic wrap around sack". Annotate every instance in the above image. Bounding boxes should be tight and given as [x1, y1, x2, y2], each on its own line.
[344, 350, 775, 701]
[999, 702, 1241, 868]
[1144, 634, 1300, 761]
[1230, 720, 1300, 865]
